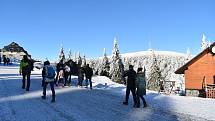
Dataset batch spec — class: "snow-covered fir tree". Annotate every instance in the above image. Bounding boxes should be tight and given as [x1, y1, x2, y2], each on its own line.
[76, 51, 82, 67]
[147, 50, 162, 91]
[201, 34, 208, 50]
[89, 50, 187, 92]
[186, 47, 192, 61]
[67, 49, 72, 60]
[98, 48, 110, 76]
[82, 54, 87, 67]
[110, 37, 124, 83]
[58, 44, 65, 62]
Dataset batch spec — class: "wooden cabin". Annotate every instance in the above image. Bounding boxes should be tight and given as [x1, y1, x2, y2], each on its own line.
[175, 42, 215, 98]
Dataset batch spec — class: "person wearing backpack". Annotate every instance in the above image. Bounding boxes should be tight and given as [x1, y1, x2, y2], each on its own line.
[136, 67, 147, 108]
[19, 55, 33, 91]
[41, 61, 56, 103]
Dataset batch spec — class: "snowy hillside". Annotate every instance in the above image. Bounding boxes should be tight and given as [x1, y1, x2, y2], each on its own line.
[89, 50, 189, 92]
[0, 64, 214, 121]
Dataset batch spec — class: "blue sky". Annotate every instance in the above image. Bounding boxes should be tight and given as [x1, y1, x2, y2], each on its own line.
[0, 0, 214, 61]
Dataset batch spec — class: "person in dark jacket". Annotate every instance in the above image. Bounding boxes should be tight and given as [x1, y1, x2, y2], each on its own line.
[136, 67, 147, 108]
[19, 55, 33, 91]
[78, 67, 85, 87]
[6, 57, 10, 65]
[84, 64, 93, 90]
[123, 65, 137, 107]
[41, 61, 56, 103]
[0, 55, 2, 64]
[64, 60, 73, 86]
[3, 55, 7, 66]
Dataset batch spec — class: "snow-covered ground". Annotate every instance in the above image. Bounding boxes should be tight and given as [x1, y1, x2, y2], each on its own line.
[0, 65, 214, 121]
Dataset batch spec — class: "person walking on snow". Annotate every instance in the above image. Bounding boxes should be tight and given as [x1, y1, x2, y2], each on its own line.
[41, 61, 56, 103]
[123, 65, 137, 107]
[84, 64, 93, 90]
[19, 55, 33, 91]
[77, 67, 85, 87]
[136, 67, 147, 108]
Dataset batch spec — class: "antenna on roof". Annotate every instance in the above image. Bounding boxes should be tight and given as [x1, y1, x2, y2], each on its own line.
[148, 40, 152, 51]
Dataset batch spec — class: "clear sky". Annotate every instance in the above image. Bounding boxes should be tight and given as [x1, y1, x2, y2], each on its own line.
[0, 0, 214, 61]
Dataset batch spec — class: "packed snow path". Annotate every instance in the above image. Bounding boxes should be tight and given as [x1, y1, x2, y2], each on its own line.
[0, 65, 214, 121]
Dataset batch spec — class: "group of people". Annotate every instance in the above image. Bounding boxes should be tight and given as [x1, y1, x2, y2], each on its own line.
[54, 59, 93, 89]
[19, 55, 94, 103]
[0, 55, 11, 65]
[19, 55, 146, 106]
[123, 65, 147, 108]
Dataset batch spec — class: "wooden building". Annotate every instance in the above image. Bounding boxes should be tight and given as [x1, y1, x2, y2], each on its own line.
[175, 42, 215, 98]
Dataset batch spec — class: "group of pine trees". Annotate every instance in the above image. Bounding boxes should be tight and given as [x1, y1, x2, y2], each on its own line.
[59, 33, 215, 91]
[58, 37, 176, 91]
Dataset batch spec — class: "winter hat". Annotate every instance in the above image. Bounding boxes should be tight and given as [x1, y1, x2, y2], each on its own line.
[129, 65, 133, 69]
[137, 67, 143, 72]
[44, 61, 50, 66]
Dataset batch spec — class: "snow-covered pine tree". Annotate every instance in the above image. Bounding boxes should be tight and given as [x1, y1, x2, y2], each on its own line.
[201, 34, 208, 51]
[82, 54, 87, 67]
[58, 44, 65, 62]
[110, 37, 124, 83]
[76, 51, 82, 67]
[147, 50, 161, 91]
[124, 57, 130, 70]
[99, 48, 110, 76]
[186, 47, 192, 61]
[68, 49, 72, 60]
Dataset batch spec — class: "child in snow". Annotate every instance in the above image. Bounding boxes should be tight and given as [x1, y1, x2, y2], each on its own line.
[58, 68, 65, 87]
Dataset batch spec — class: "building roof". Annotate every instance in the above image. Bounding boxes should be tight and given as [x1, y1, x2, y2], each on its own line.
[1, 42, 29, 55]
[175, 42, 215, 74]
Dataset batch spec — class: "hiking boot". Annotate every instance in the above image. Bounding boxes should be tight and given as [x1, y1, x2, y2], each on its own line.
[143, 103, 147, 108]
[133, 104, 137, 108]
[136, 104, 140, 108]
[41, 96, 46, 100]
[123, 102, 128, 105]
[51, 99, 55, 103]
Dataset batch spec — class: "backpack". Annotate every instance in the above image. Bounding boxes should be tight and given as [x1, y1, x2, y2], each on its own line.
[45, 65, 56, 79]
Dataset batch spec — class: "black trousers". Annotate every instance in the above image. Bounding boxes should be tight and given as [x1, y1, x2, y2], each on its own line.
[136, 92, 146, 106]
[125, 86, 137, 104]
[78, 77, 83, 86]
[86, 78, 92, 89]
[43, 82, 55, 100]
[64, 73, 71, 86]
[22, 73, 31, 90]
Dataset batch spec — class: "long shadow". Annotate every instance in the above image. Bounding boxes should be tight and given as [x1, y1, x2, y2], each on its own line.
[0, 74, 19, 77]
[0, 75, 209, 121]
